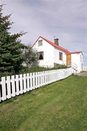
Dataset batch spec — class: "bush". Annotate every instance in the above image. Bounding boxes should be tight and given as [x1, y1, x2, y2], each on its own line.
[54, 63, 67, 69]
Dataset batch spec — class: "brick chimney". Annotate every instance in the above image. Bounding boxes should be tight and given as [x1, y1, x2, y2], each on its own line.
[54, 38, 59, 46]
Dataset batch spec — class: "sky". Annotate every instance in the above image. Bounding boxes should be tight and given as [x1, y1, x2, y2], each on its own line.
[1, 0, 87, 66]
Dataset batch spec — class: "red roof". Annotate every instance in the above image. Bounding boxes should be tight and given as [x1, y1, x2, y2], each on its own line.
[71, 51, 82, 54]
[33, 36, 82, 55]
[39, 36, 71, 54]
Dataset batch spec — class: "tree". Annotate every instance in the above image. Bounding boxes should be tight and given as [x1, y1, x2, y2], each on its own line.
[0, 5, 25, 76]
[23, 46, 38, 68]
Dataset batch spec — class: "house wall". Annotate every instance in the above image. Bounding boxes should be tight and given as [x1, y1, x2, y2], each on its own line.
[33, 38, 54, 67]
[33, 37, 84, 72]
[71, 53, 83, 73]
[53, 48, 67, 65]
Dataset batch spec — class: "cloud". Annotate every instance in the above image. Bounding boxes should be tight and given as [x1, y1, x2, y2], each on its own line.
[1, 0, 87, 65]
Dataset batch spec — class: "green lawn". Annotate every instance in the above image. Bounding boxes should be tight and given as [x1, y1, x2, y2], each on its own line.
[0, 75, 87, 131]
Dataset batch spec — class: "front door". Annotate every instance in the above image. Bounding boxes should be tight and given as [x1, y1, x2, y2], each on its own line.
[66, 54, 71, 66]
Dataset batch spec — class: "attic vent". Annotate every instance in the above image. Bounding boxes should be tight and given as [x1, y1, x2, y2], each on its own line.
[38, 40, 43, 46]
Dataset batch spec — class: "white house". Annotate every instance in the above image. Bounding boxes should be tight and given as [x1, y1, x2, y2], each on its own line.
[32, 36, 83, 73]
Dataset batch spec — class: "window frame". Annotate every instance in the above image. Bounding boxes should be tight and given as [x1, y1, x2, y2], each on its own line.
[38, 51, 44, 60]
[59, 52, 63, 60]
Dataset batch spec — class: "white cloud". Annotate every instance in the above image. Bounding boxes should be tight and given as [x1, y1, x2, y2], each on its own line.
[1, 0, 87, 65]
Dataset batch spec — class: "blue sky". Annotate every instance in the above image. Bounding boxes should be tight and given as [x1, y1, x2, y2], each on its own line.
[1, 0, 87, 65]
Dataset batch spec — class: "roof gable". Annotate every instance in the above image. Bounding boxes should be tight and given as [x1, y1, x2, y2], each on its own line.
[38, 36, 71, 54]
[32, 36, 82, 55]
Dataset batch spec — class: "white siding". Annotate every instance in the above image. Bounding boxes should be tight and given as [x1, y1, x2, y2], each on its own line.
[33, 38, 54, 67]
[33, 37, 67, 67]
[54, 48, 66, 65]
[71, 53, 83, 73]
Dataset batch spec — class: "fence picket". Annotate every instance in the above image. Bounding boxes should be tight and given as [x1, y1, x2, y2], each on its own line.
[1, 77, 6, 101]
[30, 73, 33, 90]
[36, 72, 38, 88]
[23, 74, 27, 93]
[32, 73, 35, 90]
[6, 76, 11, 99]
[19, 74, 23, 94]
[15, 75, 19, 95]
[38, 72, 41, 87]
[26, 73, 29, 91]
[11, 75, 15, 97]
[0, 88, 1, 102]
[35, 72, 38, 88]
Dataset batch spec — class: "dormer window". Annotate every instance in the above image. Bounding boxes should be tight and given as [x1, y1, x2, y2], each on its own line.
[38, 40, 43, 46]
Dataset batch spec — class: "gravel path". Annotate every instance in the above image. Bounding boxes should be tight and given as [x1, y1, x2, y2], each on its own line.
[76, 71, 87, 76]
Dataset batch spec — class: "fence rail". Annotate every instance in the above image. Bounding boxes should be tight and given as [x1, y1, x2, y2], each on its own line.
[0, 68, 73, 102]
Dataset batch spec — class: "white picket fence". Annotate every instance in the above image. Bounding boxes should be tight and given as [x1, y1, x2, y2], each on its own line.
[0, 68, 73, 102]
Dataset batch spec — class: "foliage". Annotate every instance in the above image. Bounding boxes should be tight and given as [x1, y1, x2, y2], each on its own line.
[0, 76, 87, 131]
[0, 5, 25, 77]
[20, 65, 68, 74]
[23, 46, 38, 68]
[54, 63, 67, 69]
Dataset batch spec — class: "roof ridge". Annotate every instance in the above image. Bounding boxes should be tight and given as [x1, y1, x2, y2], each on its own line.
[40, 36, 71, 54]
[71, 51, 82, 54]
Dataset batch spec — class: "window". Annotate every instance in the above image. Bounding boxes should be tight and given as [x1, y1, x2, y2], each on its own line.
[59, 52, 63, 60]
[38, 52, 44, 60]
[38, 40, 43, 46]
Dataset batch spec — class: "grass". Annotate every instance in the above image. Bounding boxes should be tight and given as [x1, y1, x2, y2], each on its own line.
[0, 75, 87, 131]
